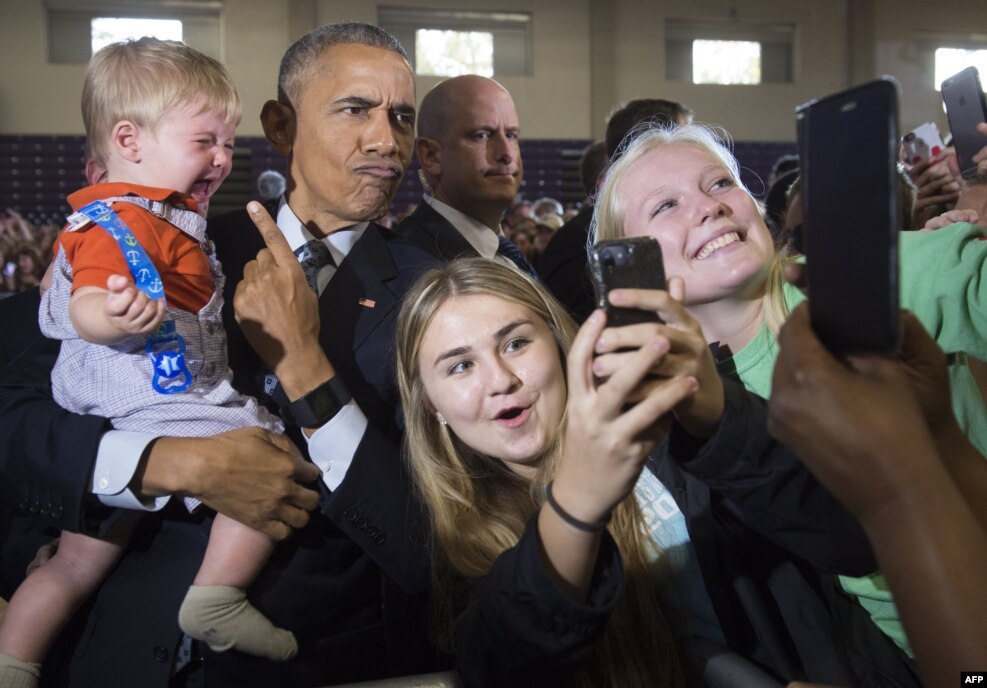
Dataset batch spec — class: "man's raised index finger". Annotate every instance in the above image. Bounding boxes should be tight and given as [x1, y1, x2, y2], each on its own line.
[247, 201, 295, 263]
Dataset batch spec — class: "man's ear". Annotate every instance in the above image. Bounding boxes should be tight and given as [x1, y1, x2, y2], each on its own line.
[416, 137, 442, 178]
[261, 100, 296, 156]
[110, 121, 141, 163]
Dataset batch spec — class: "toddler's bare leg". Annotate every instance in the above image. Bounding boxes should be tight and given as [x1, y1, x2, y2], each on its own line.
[0, 526, 132, 686]
[178, 514, 296, 660]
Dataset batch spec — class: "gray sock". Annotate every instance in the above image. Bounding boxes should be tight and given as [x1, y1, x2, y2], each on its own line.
[0, 654, 41, 688]
[178, 585, 297, 661]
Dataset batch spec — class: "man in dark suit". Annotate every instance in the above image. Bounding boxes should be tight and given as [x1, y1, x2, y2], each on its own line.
[396, 75, 524, 263]
[537, 141, 607, 323]
[0, 23, 442, 687]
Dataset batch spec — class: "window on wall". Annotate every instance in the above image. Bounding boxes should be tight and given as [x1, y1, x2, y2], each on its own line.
[693, 40, 761, 85]
[91, 17, 183, 53]
[666, 19, 793, 85]
[934, 47, 987, 90]
[46, 0, 221, 64]
[416, 29, 494, 77]
[379, 7, 532, 77]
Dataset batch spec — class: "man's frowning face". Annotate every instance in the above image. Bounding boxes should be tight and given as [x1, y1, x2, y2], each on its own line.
[275, 43, 416, 233]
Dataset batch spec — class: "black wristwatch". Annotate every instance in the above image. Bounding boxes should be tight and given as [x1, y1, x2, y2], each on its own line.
[285, 376, 352, 427]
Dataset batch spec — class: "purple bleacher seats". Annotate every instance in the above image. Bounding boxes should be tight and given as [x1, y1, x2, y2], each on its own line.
[0, 135, 799, 221]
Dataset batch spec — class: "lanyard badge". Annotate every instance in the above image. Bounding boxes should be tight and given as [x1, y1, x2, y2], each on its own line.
[146, 320, 192, 394]
[72, 200, 192, 394]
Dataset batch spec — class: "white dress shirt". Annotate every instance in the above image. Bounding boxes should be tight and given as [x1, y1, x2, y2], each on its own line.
[422, 194, 503, 259]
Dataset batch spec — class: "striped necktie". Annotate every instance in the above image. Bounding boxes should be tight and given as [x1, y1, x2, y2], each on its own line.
[497, 235, 537, 277]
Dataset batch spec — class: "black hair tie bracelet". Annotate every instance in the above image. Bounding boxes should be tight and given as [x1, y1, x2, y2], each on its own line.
[544, 481, 611, 532]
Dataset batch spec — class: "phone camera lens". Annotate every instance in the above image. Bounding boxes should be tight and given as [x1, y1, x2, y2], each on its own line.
[603, 247, 629, 267]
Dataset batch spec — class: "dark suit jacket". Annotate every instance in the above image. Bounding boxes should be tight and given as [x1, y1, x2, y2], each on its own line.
[0, 204, 442, 687]
[537, 205, 596, 324]
[395, 200, 480, 262]
[0, 289, 62, 603]
[0, 289, 44, 365]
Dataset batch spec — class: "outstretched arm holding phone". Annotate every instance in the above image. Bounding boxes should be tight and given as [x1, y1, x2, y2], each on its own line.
[769, 304, 987, 687]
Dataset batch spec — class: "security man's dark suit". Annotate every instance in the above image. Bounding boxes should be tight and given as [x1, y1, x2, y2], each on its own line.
[396, 200, 481, 262]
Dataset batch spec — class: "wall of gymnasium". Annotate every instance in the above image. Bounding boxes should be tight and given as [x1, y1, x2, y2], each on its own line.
[3, 0, 985, 142]
[2, 0, 985, 220]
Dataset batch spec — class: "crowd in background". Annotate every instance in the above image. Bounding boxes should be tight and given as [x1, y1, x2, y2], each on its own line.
[0, 210, 58, 296]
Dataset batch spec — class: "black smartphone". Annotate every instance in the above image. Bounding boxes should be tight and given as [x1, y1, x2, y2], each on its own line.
[941, 66, 987, 178]
[588, 237, 665, 327]
[795, 77, 900, 355]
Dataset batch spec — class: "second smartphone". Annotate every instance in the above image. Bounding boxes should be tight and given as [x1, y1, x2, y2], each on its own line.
[941, 66, 987, 178]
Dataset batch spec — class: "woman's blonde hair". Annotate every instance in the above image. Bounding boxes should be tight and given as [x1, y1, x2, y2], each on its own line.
[396, 257, 683, 688]
[83, 37, 241, 166]
[592, 122, 791, 336]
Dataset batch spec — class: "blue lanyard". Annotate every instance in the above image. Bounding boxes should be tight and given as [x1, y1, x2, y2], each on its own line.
[72, 200, 193, 394]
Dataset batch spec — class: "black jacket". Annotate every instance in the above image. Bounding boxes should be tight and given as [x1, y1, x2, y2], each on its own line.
[456, 517, 623, 688]
[654, 379, 919, 687]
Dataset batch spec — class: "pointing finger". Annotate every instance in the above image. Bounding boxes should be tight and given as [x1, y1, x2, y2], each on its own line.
[247, 201, 295, 266]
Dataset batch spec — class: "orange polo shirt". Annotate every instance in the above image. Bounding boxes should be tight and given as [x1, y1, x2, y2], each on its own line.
[57, 183, 213, 313]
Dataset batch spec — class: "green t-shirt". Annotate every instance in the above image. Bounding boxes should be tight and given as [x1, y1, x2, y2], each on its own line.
[714, 281, 803, 399]
[899, 225, 987, 456]
[714, 222, 987, 657]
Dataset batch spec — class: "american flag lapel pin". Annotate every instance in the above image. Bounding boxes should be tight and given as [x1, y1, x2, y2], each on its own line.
[358, 297, 376, 308]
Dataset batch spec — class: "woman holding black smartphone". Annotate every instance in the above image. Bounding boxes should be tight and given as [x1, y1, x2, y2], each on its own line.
[394, 257, 696, 687]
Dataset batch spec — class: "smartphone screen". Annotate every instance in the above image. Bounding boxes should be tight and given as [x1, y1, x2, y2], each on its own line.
[941, 66, 987, 178]
[588, 237, 665, 328]
[795, 78, 900, 354]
